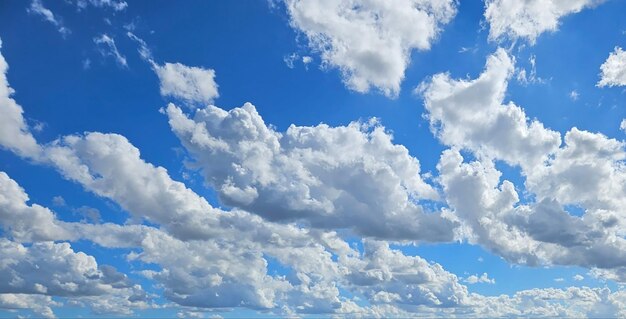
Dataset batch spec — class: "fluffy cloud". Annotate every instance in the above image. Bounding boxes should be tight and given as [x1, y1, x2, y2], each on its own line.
[165, 102, 456, 241]
[154, 63, 219, 105]
[418, 48, 561, 170]
[284, 0, 457, 96]
[422, 49, 626, 274]
[484, 0, 603, 43]
[0, 238, 150, 317]
[464, 273, 495, 284]
[598, 46, 626, 87]
[0, 39, 43, 159]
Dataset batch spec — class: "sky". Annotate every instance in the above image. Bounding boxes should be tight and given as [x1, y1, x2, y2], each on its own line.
[1, 0, 626, 317]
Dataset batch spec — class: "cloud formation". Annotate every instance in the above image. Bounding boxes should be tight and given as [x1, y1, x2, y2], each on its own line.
[598, 46, 626, 87]
[484, 0, 603, 43]
[284, 0, 457, 96]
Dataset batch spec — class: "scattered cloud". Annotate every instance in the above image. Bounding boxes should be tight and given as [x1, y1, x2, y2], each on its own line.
[598, 47, 626, 87]
[484, 0, 604, 43]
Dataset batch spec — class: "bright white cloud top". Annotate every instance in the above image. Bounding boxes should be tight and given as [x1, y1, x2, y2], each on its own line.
[598, 46, 626, 87]
[484, 0, 603, 43]
[284, 0, 457, 96]
[1, 0, 626, 317]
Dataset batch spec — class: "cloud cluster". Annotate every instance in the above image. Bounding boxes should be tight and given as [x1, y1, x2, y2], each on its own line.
[420, 48, 626, 277]
[284, 0, 457, 96]
[165, 102, 456, 241]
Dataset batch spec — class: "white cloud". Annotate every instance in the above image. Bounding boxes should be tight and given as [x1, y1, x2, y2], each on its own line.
[598, 47, 626, 87]
[0, 40, 43, 159]
[422, 49, 626, 273]
[76, 0, 128, 11]
[94, 34, 127, 67]
[153, 63, 219, 106]
[573, 274, 584, 281]
[418, 48, 561, 170]
[127, 32, 219, 106]
[569, 90, 579, 101]
[0, 294, 57, 318]
[284, 0, 457, 97]
[165, 102, 457, 241]
[464, 273, 495, 284]
[27, 0, 71, 37]
[484, 0, 603, 43]
[621, 119, 626, 133]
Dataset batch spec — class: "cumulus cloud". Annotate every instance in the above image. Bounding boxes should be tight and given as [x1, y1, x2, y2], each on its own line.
[27, 0, 71, 37]
[484, 0, 604, 43]
[94, 34, 127, 67]
[0, 40, 43, 159]
[153, 63, 219, 105]
[284, 0, 457, 96]
[464, 273, 495, 284]
[422, 49, 626, 274]
[127, 32, 219, 105]
[598, 46, 626, 87]
[165, 102, 457, 241]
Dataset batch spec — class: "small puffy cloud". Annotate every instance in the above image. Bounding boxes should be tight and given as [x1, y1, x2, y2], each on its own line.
[153, 63, 219, 105]
[620, 119, 626, 133]
[569, 90, 579, 101]
[27, 0, 71, 37]
[484, 0, 603, 43]
[573, 274, 584, 281]
[598, 47, 626, 87]
[464, 273, 496, 284]
[284, 0, 457, 97]
[127, 32, 218, 106]
[555, 277, 565, 282]
[94, 34, 127, 67]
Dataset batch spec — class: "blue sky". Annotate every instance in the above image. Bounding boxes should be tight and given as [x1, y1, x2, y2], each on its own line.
[1, 0, 626, 317]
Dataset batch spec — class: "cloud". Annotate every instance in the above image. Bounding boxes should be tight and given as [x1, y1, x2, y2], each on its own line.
[127, 32, 219, 105]
[422, 49, 626, 273]
[153, 63, 219, 106]
[94, 34, 127, 67]
[27, 0, 71, 37]
[464, 273, 495, 284]
[283, 0, 457, 97]
[75, 0, 128, 11]
[418, 48, 561, 170]
[165, 102, 457, 241]
[598, 46, 626, 87]
[484, 0, 604, 43]
[0, 40, 43, 159]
